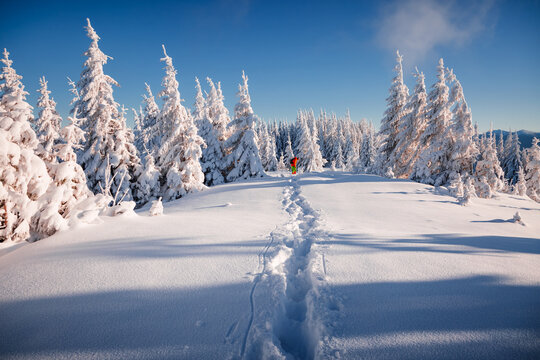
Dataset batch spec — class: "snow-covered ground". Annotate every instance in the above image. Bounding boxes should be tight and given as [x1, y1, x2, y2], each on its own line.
[1, 172, 539, 359]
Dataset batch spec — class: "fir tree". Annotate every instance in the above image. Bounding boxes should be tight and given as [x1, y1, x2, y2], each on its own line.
[295, 110, 325, 172]
[514, 166, 527, 196]
[474, 131, 504, 197]
[0, 49, 51, 242]
[502, 131, 522, 187]
[71, 19, 127, 197]
[34, 76, 62, 165]
[447, 72, 478, 180]
[377, 50, 409, 175]
[156, 45, 205, 200]
[198, 79, 225, 186]
[223, 71, 265, 181]
[410, 58, 453, 186]
[359, 123, 376, 172]
[134, 150, 161, 204]
[37, 111, 92, 235]
[394, 68, 427, 178]
[140, 83, 161, 159]
[525, 137, 540, 202]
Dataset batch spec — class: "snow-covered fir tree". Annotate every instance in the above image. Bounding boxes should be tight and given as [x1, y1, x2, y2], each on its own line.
[132, 107, 145, 156]
[0, 49, 51, 242]
[502, 131, 522, 187]
[277, 154, 287, 170]
[133, 149, 160, 205]
[359, 122, 376, 172]
[284, 133, 294, 164]
[295, 110, 325, 172]
[525, 137, 540, 202]
[410, 58, 453, 186]
[109, 106, 141, 202]
[447, 72, 478, 180]
[474, 131, 504, 198]
[140, 83, 161, 158]
[376, 50, 409, 175]
[259, 122, 278, 172]
[34, 76, 62, 165]
[393, 68, 427, 178]
[223, 71, 265, 181]
[192, 77, 206, 127]
[35, 111, 91, 236]
[71, 19, 130, 198]
[156, 45, 205, 200]
[344, 132, 359, 171]
[198, 78, 225, 186]
[497, 130, 505, 163]
[513, 166, 527, 196]
[214, 81, 231, 143]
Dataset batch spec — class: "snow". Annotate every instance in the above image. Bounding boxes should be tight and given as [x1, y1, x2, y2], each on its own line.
[1, 171, 539, 359]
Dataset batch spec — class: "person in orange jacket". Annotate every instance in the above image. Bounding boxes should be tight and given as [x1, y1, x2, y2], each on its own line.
[290, 157, 298, 174]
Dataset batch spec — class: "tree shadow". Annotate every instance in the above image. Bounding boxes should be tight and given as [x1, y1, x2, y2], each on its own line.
[333, 276, 540, 359]
[0, 284, 250, 359]
[328, 233, 540, 255]
[37, 236, 272, 261]
[1, 276, 538, 359]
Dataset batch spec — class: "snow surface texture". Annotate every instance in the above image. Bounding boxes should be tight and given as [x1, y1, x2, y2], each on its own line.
[1, 172, 539, 359]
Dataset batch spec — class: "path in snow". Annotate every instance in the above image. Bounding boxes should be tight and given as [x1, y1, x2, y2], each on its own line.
[241, 177, 339, 359]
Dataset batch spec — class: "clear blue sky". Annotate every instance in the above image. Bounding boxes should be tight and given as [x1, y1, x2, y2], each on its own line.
[1, 0, 539, 131]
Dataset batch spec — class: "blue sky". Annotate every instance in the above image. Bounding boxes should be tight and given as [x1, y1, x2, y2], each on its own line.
[1, 0, 539, 131]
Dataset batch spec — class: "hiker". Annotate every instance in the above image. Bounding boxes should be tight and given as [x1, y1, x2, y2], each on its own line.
[290, 157, 298, 175]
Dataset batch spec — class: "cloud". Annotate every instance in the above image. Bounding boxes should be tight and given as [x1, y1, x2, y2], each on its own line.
[375, 0, 496, 65]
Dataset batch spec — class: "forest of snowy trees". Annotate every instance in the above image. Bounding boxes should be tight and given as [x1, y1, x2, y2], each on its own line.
[1, 21, 540, 244]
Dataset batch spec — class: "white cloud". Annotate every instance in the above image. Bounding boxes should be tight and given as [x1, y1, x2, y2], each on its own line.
[375, 0, 496, 65]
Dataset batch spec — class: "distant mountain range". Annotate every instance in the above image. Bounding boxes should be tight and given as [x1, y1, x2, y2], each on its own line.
[482, 130, 540, 149]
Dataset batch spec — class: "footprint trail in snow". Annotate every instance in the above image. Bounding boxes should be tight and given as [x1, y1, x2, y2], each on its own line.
[240, 177, 340, 360]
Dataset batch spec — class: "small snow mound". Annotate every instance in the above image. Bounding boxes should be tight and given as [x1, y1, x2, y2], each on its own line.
[224, 202, 232, 207]
[111, 201, 136, 216]
[512, 211, 526, 226]
[149, 197, 163, 216]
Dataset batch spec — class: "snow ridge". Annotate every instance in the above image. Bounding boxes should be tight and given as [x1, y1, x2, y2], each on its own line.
[241, 177, 337, 359]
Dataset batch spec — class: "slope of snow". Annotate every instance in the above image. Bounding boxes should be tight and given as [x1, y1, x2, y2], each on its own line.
[1, 171, 539, 359]
[300, 172, 540, 359]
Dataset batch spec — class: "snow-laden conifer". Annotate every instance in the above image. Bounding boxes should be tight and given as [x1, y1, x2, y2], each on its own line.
[525, 137, 540, 202]
[34, 77, 62, 165]
[109, 106, 141, 202]
[156, 45, 205, 199]
[502, 131, 522, 187]
[0, 49, 50, 242]
[260, 123, 278, 172]
[513, 166, 527, 196]
[198, 78, 225, 186]
[394, 68, 427, 178]
[134, 150, 160, 204]
[223, 71, 265, 181]
[214, 81, 231, 143]
[35, 112, 91, 236]
[344, 132, 359, 171]
[359, 123, 376, 172]
[284, 133, 294, 164]
[376, 50, 409, 175]
[140, 83, 161, 158]
[410, 58, 453, 186]
[447, 72, 478, 180]
[72, 19, 129, 197]
[295, 110, 325, 172]
[192, 77, 206, 127]
[132, 107, 145, 156]
[277, 154, 287, 171]
[497, 130, 505, 163]
[474, 131, 504, 198]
